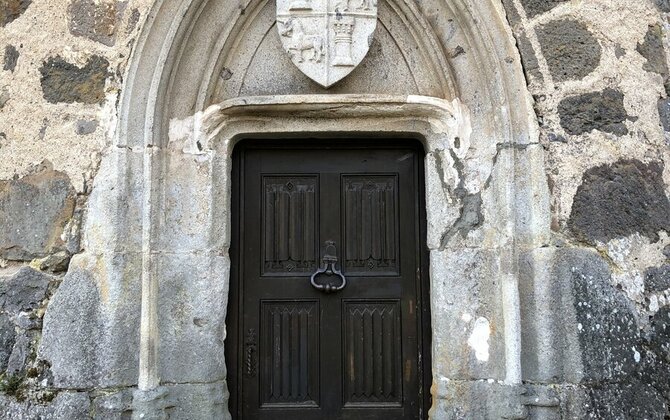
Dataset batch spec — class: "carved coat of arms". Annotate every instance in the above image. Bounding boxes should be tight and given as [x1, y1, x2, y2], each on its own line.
[277, 0, 377, 88]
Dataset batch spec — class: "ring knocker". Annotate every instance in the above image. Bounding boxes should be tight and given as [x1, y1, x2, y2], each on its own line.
[310, 241, 347, 293]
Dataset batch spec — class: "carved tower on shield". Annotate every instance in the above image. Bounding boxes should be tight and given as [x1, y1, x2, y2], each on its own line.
[276, 0, 378, 87]
[332, 17, 355, 67]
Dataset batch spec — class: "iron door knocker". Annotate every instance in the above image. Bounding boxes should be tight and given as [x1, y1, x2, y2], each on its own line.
[310, 241, 347, 293]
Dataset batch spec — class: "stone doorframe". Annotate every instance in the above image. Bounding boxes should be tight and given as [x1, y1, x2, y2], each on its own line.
[39, 0, 553, 418]
[131, 93, 548, 418]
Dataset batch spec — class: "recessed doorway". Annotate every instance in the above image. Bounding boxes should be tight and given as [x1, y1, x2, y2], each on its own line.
[226, 139, 432, 419]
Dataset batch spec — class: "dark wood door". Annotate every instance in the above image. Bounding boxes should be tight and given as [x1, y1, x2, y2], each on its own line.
[227, 140, 431, 420]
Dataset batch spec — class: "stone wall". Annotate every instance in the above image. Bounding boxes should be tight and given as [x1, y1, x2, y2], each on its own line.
[0, 0, 668, 418]
[503, 0, 670, 418]
[0, 0, 151, 417]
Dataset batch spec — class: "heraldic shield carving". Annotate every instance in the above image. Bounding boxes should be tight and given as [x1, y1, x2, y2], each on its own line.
[277, 0, 378, 88]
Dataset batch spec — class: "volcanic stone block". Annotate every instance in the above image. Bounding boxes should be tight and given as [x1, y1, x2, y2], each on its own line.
[650, 307, 670, 360]
[6, 332, 30, 374]
[654, 0, 670, 12]
[0, 88, 9, 109]
[558, 88, 629, 136]
[0, 267, 51, 313]
[516, 32, 544, 84]
[584, 379, 668, 420]
[537, 19, 601, 82]
[39, 55, 110, 104]
[0, 0, 31, 27]
[500, 0, 521, 25]
[75, 119, 98, 135]
[0, 163, 76, 260]
[637, 24, 670, 94]
[644, 264, 670, 293]
[68, 0, 128, 47]
[658, 98, 670, 132]
[568, 251, 640, 382]
[0, 314, 15, 371]
[3, 45, 19, 72]
[568, 159, 670, 244]
[519, 0, 568, 18]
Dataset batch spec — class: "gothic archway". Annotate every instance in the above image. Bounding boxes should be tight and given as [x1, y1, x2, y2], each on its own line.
[40, 1, 548, 417]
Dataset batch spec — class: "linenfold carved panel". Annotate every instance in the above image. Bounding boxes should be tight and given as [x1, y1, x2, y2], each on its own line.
[343, 300, 402, 406]
[343, 175, 399, 275]
[262, 176, 318, 276]
[276, 0, 378, 88]
[261, 301, 320, 407]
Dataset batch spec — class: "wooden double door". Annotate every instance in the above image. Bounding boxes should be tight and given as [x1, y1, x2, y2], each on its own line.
[227, 140, 431, 419]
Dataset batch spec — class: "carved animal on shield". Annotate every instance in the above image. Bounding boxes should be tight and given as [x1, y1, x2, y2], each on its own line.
[356, 0, 375, 10]
[278, 19, 326, 63]
[335, 0, 350, 11]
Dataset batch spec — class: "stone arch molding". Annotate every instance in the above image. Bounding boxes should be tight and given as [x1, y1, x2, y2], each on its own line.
[38, 0, 550, 418]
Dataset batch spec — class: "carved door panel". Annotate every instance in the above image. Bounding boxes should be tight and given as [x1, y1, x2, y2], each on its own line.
[227, 140, 431, 420]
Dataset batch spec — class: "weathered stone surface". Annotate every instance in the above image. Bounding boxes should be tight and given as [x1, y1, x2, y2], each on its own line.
[40, 253, 141, 388]
[558, 88, 629, 136]
[519, 248, 583, 383]
[429, 249, 506, 380]
[569, 251, 640, 382]
[0, 313, 15, 371]
[658, 97, 670, 132]
[431, 381, 527, 419]
[650, 307, 670, 361]
[654, 0, 670, 12]
[635, 349, 670, 408]
[440, 193, 484, 245]
[0, 267, 51, 313]
[164, 382, 229, 420]
[0, 391, 91, 419]
[0, 0, 31, 27]
[500, 0, 521, 26]
[3, 45, 19, 72]
[38, 250, 71, 273]
[644, 264, 670, 293]
[39, 55, 110, 104]
[568, 159, 670, 244]
[12, 311, 42, 330]
[0, 88, 9, 109]
[536, 19, 601, 82]
[520, 248, 640, 383]
[0, 163, 76, 261]
[637, 24, 669, 94]
[516, 32, 543, 84]
[522, 248, 670, 417]
[584, 380, 668, 420]
[75, 119, 98, 135]
[158, 253, 229, 383]
[52, 392, 92, 420]
[81, 148, 144, 254]
[519, 0, 568, 18]
[6, 332, 30, 374]
[126, 8, 140, 33]
[92, 388, 133, 419]
[68, 0, 127, 47]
